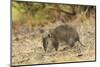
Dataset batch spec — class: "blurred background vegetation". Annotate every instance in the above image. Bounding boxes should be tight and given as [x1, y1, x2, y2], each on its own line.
[12, 1, 95, 33]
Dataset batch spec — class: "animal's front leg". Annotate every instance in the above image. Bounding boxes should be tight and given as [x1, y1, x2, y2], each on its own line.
[42, 37, 48, 52]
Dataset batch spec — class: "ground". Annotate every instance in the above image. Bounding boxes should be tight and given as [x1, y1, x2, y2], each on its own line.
[12, 14, 96, 66]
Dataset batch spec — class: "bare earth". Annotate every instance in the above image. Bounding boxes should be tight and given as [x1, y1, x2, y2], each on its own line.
[12, 16, 96, 65]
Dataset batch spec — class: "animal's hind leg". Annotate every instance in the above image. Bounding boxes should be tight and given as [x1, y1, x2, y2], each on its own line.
[53, 42, 59, 51]
[68, 38, 75, 48]
[70, 42, 75, 48]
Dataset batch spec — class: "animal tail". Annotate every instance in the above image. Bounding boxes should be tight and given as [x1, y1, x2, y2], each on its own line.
[78, 40, 85, 47]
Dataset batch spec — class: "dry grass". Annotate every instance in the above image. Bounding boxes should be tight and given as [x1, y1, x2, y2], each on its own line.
[12, 13, 96, 65]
